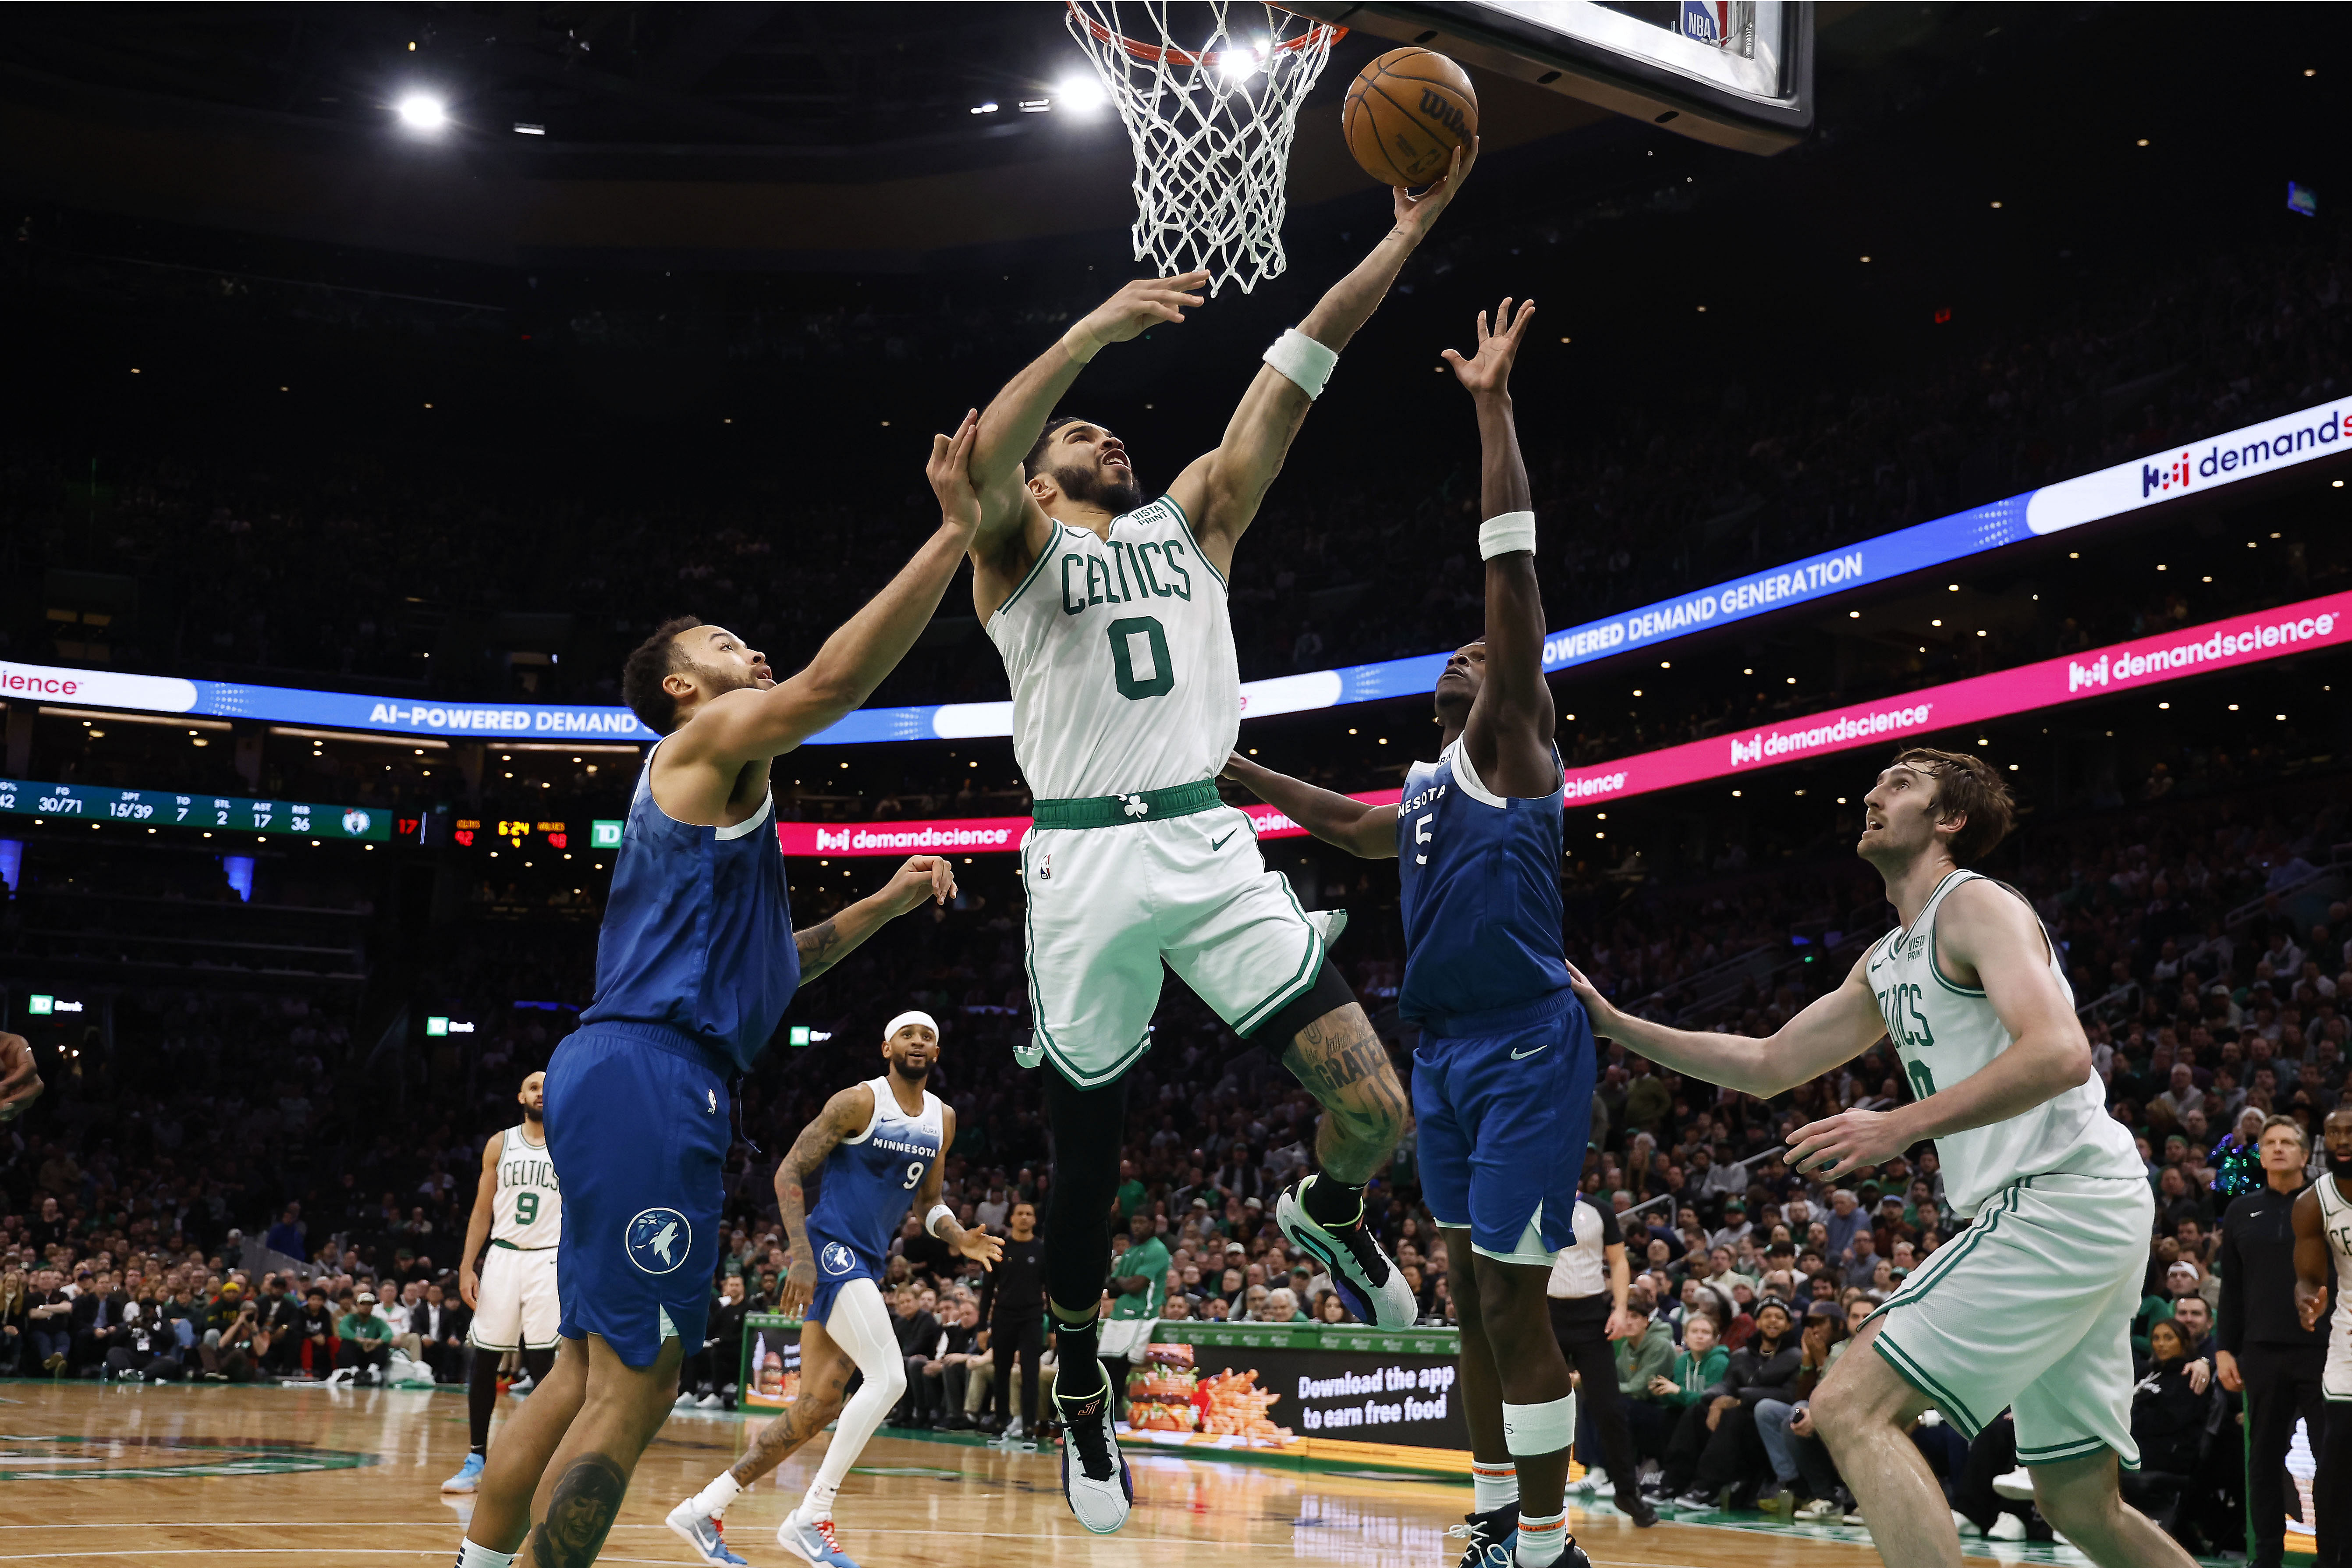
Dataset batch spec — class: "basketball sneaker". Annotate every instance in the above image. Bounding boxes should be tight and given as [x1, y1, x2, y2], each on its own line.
[439, 1453, 485, 1494]
[1276, 1175, 1417, 1329]
[1053, 1360, 1132, 1534]
[777, 1509, 861, 1568]
[663, 1497, 748, 1566]
[1447, 1503, 1518, 1568]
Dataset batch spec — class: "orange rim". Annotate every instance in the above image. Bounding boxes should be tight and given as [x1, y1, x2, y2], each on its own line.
[1066, 1, 1345, 69]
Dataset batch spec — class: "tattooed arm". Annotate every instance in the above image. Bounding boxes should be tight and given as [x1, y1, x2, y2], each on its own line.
[773, 1086, 876, 1315]
[794, 854, 957, 986]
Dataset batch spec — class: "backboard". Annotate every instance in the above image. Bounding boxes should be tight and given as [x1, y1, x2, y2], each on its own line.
[1284, 0, 1814, 153]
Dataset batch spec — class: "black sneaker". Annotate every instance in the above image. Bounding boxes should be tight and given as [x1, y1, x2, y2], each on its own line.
[1447, 1504, 1518, 1568]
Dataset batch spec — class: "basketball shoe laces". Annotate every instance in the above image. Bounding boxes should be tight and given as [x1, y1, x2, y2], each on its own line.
[1063, 1387, 1117, 1481]
[1310, 1200, 1394, 1288]
[809, 1518, 842, 1554]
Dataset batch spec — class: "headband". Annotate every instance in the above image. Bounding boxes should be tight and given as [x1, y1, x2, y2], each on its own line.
[883, 1010, 940, 1043]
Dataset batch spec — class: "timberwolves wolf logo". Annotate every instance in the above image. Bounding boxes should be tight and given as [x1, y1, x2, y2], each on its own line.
[624, 1208, 691, 1275]
[821, 1241, 857, 1277]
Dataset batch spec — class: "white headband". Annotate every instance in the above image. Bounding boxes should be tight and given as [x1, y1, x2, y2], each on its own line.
[883, 1010, 940, 1043]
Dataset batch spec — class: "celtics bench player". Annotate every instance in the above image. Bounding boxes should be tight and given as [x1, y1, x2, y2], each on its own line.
[1572, 749, 2191, 1568]
[964, 146, 1478, 1533]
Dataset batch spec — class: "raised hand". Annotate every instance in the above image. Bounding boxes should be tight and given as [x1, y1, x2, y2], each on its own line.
[1441, 296, 1535, 397]
[1394, 136, 1479, 239]
[927, 410, 982, 538]
[1066, 271, 1211, 359]
[957, 1227, 1005, 1269]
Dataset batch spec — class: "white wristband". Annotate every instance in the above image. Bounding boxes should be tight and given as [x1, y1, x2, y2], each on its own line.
[1479, 510, 1537, 559]
[924, 1203, 956, 1238]
[1263, 327, 1339, 400]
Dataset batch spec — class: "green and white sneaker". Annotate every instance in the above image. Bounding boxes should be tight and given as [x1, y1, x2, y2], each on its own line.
[1276, 1175, 1417, 1329]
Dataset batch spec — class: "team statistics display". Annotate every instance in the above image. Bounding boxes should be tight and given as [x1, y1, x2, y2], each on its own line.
[0, 777, 391, 841]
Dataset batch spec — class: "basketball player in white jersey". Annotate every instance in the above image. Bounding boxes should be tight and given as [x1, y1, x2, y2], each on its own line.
[445, 1072, 564, 1494]
[1570, 747, 2192, 1568]
[961, 144, 1478, 1534]
[2293, 1104, 2352, 1568]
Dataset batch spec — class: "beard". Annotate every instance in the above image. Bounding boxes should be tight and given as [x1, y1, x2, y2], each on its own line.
[524, 1105, 543, 1126]
[887, 1054, 931, 1087]
[2329, 1143, 2352, 1175]
[1047, 458, 1145, 516]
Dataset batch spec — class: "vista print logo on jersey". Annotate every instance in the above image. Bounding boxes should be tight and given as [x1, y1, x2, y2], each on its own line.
[624, 1208, 691, 1275]
[821, 1242, 857, 1277]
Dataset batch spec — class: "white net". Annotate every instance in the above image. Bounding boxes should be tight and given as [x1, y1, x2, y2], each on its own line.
[1065, 0, 1345, 295]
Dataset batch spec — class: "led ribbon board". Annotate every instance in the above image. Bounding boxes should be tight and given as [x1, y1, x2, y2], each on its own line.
[766, 591, 2352, 854]
[3, 397, 2344, 744]
[0, 778, 392, 839]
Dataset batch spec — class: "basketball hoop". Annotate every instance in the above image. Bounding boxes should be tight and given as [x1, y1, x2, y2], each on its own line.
[1064, 1, 1345, 295]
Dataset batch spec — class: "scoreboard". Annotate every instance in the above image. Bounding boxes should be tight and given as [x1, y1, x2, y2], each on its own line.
[0, 777, 390, 841]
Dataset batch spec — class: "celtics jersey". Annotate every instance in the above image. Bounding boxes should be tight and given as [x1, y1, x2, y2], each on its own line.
[985, 495, 1237, 801]
[1864, 869, 2140, 1217]
[491, 1124, 561, 1249]
[2317, 1175, 2352, 1397]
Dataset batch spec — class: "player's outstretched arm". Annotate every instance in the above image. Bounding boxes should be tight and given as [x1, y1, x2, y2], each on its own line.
[1568, 951, 1886, 1103]
[967, 273, 1209, 529]
[773, 1086, 876, 1316]
[1445, 297, 1554, 797]
[1220, 752, 1398, 859]
[2293, 1185, 2332, 1332]
[794, 856, 958, 986]
[915, 1107, 1004, 1272]
[667, 414, 982, 770]
[456, 1134, 500, 1310]
[0, 1032, 41, 1122]
[1177, 139, 1479, 562]
[1785, 879, 2095, 1178]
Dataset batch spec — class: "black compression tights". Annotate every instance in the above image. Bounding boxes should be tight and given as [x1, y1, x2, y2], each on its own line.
[468, 1344, 557, 1454]
[1041, 1069, 1130, 1316]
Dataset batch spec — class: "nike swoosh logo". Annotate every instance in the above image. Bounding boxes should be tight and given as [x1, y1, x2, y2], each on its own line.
[1210, 831, 1236, 851]
[1509, 1043, 1550, 1060]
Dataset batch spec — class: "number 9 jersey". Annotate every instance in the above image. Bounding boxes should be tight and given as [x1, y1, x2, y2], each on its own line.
[803, 1079, 945, 1323]
[493, 1123, 563, 1248]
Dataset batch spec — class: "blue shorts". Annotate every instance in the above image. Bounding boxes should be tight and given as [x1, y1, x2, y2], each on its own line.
[804, 1228, 881, 1327]
[1409, 989, 1595, 1265]
[545, 1022, 731, 1368]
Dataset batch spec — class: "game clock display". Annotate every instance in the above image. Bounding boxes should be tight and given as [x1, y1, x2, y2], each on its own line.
[0, 777, 390, 840]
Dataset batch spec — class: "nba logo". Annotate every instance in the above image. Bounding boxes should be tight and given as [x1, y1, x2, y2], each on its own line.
[1681, 1, 1729, 45]
[1038, 853, 1051, 882]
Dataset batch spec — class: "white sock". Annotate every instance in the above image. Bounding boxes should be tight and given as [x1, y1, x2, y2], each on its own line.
[456, 1541, 518, 1568]
[1517, 1509, 1569, 1568]
[692, 1471, 743, 1517]
[1472, 1460, 1520, 1514]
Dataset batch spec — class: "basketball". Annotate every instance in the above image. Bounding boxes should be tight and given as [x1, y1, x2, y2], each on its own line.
[1342, 46, 1479, 188]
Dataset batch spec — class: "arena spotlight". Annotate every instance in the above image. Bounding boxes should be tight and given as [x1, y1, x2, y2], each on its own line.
[1057, 74, 1108, 113]
[396, 92, 449, 131]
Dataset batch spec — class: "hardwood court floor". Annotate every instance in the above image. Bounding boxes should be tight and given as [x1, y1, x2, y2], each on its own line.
[0, 1379, 2072, 1567]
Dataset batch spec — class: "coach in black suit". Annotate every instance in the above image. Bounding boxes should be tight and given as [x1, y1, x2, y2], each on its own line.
[2217, 1116, 2328, 1568]
[414, 1285, 471, 1383]
[69, 1274, 133, 1375]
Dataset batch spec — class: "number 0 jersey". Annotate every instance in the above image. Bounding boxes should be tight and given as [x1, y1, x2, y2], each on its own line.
[491, 1123, 562, 1249]
[803, 1077, 945, 1267]
[1864, 869, 2139, 1217]
[985, 496, 1237, 800]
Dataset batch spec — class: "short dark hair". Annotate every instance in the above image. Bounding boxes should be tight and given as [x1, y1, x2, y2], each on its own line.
[1889, 746, 2014, 864]
[1023, 415, 1089, 481]
[622, 614, 706, 734]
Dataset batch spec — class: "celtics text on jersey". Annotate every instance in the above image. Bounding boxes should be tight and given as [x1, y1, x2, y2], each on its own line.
[984, 495, 1240, 802]
[492, 1125, 562, 1249]
[1864, 870, 2141, 1217]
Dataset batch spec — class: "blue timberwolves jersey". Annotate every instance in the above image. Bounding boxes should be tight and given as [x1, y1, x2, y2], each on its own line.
[578, 741, 800, 1073]
[805, 1076, 945, 1266]
[1395, 738, 1571, 1023]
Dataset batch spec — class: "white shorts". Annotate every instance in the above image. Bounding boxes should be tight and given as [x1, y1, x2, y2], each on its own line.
[1867, 1173, 2153, 1468]
[1020, 804, 1329, 1088]
[470, 1245, 561, 1352]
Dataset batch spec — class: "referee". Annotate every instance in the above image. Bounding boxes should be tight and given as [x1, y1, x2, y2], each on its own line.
[2218, 1114, 2328, 1568]
[1547, 1195, 1658, 1528]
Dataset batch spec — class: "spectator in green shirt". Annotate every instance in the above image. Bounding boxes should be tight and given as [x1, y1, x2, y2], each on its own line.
[1613, 1284, 1676, 1398]
[1108, 1214, 1171, 1321]
[1623, 1311, 1728, 1464]
[1114, 1160, 1149, 1223]
[336, 1290, 394, 1384]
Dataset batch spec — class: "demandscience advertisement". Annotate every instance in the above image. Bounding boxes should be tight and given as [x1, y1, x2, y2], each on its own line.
[4, 396, 2345, 745]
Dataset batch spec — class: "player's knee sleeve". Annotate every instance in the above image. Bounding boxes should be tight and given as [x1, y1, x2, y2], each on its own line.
[1504, 1394, 1577, 1458]
[827, 1278, 903, 1391]
[1252, 960, 1359, 1056]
